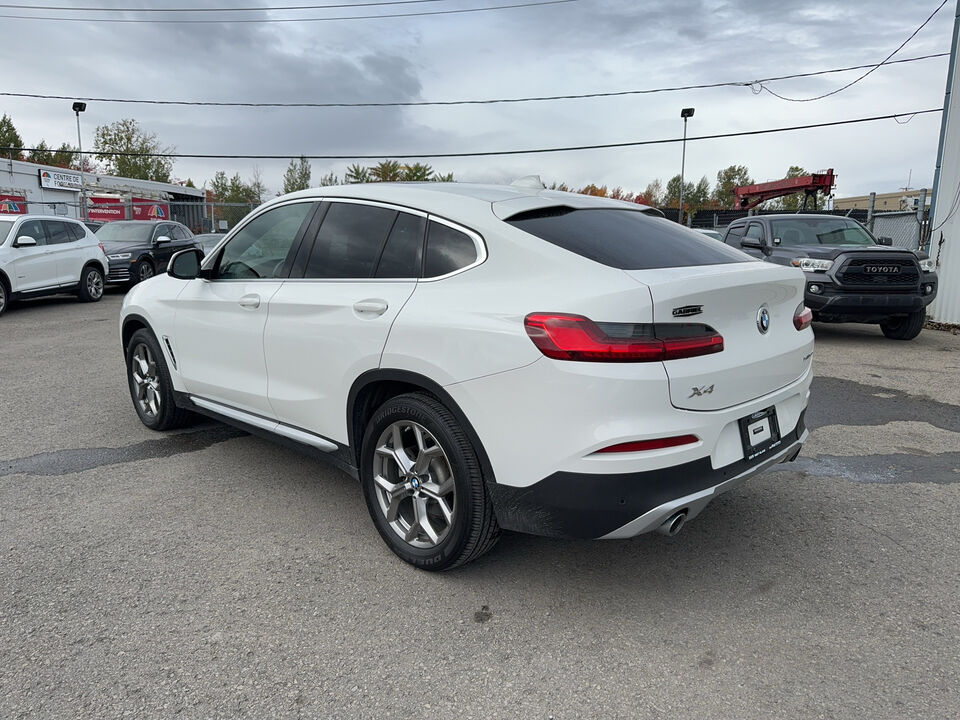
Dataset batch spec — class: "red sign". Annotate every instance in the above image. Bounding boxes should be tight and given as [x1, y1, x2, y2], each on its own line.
[0, 194, 27, 214]
[88, 197, 126, 222]
[132, 197, 169, 221]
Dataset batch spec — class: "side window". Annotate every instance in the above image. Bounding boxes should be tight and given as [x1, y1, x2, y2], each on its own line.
[423, 220, 478, 278]
[153, 224, 172, 241]
[724, 225, 744, 246]
[172, 225, 190, 241]
[375, 212, 425, 278]
[16, 220, 46, 245]
[67, 222, 86, 241]
[44, 220, 75, 245]
[744, 224, 765, 242]
[304, 202, 397, 279]
[216, 202, 312, 280]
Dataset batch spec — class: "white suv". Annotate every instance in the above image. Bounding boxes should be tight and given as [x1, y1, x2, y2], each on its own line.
[0, 214, 108, 316]
[119, 183, 814, 569]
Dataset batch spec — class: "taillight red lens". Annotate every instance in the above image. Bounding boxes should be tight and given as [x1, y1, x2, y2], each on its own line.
[595, 435, 700, 453]
[794, 304, 813, 331]
[523, 313, 723, 362]
[98, 242, 106, 254]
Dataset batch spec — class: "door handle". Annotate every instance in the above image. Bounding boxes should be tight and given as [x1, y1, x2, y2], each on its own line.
[353, 299, 388, 316]
[239, 293, 261, 310]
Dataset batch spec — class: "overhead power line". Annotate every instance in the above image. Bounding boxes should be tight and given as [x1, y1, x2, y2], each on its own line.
[1, 109, 942, 161]
[0, 0, 576, 23]
[761, 0, 949, 102]
[0, 53, 947, 109]
[0, 0, 444, 11]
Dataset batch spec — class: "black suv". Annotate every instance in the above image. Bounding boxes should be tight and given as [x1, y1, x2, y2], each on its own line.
[722, 214, 938, 340]
[96, 221, 199, 286]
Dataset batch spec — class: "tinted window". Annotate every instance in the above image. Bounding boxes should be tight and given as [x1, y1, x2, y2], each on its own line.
[304, 202, 397, 279]
[507, 208, 749, 270]
[424, 221, 477, 278]
[172, 225, 191, 241]
[0, 220, 13, 245]
[217, 202, 312, 280]
[724, 225, 745, 245]
[17, 220, 46, 245]
[744, 224, 764, 241]
[97, 222, 153, 244]
[67, 223, 86, 241]
[45, 220, 74, 244]
[375, 212, 425, 278]
[153, 224, 173, 241]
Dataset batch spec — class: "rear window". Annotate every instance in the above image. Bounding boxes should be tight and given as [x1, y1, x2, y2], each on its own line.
[506, 208, 749, 270]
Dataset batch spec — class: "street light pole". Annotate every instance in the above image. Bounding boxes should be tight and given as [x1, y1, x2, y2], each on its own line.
[679, 107, 695, 225]
[72, 102, 87, 221]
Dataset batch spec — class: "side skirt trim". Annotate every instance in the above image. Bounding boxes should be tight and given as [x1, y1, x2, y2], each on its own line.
[190, 396, 338, 452]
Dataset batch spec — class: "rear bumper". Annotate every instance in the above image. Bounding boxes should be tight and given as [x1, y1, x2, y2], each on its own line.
[488, 418, 806, 539]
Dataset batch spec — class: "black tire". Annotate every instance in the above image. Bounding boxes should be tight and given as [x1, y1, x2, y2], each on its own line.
[360, 392, 499, 571]
[77, 265, 105, 303]
[880, 309, 925, 340]
[131, 258, 155, 286]
[125, 328, 195, 430]
[0, 277, 7, 316]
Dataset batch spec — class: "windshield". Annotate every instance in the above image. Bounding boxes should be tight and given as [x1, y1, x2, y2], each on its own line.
[771, 217, 875, 246]
[96, 222, 154, 244]
[0, 220, 12, 245]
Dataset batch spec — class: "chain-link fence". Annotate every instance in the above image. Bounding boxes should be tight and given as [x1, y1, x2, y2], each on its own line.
[869, 211, 923, 250]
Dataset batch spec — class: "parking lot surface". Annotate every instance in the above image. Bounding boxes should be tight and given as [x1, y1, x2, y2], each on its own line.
[1, 291, 958, 719]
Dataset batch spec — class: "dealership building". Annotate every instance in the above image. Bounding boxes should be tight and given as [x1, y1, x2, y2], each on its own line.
[1, 156, 205, 231]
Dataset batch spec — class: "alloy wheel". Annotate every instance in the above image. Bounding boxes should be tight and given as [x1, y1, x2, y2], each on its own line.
[139, 263, 155, 281]
[372, 420, 456, 548]
[87, 270, 104, 299]
[130, 343, 162, 418]
[0, 283, 6, 314]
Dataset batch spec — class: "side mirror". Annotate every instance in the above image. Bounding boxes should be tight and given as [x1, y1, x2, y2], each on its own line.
[759, 237, 774, 257]
[877, 236, 893, 246]
[15, 236, 37, 247]
[167, 248, 202, 280]
[154, 235, 171, 245]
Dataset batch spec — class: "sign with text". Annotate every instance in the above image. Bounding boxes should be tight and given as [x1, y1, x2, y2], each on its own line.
[0, 194, 28, 214]
[131, 198, 169, 221]
[88, 196, 126, 222]
[38, 169, 82, 192]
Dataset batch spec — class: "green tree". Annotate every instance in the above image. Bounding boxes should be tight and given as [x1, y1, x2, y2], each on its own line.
[368, 160, 403, 182]
[640, 179, 664, 206]
[210, 170, 257, 228]
[345, 163, 369, 183]
[0, 113, 24, 159]
[433, 171, 454, 183]
[53, 143, 77, 168]
[93, 118, 174, 182]
[184, 178, 196, 188]
[713, 165, 753, 207]
[401, 163, 434, 181]
[26, 140, 77, 168]
[282, 156, 312, 194]
[318, 171, 340, 186]
[249, 166, 268, 204]
[780, 165, 809, 211]
[25, 140, 54, 165]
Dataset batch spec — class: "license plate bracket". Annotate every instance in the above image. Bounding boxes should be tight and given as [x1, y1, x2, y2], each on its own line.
[738, 406, 782, 462]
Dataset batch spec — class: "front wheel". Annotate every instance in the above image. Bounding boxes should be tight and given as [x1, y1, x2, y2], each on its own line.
[360, 393, 499, 570]
[131, 259, 155, 286]
[125, 329, 194, 430]
[0, 280, 7, 316]
[77, 265, 104, 303]
[880, 309, 925, 340]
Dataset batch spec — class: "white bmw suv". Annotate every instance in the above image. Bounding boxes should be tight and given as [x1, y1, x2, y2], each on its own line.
[120, 183, 814, 569]
[0, 214, 108, 316]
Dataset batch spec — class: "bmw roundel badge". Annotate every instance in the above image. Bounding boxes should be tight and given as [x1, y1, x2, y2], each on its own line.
[757, 306, 771, 334]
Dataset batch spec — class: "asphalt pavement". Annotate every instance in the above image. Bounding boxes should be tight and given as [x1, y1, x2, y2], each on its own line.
[1, 291, 958, 719]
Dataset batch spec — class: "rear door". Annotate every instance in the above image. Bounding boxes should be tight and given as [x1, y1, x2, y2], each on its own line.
[7, 219, 57, 291]
[44, 219, 85, 285]
[174, 200, 316, 416]
[265, 200, 421, 442]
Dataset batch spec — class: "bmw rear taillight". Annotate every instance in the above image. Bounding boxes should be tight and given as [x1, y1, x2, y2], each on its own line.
[98, 242, 106, 255]
[523, 313, 723, 362]
[793, 304, 813, 331]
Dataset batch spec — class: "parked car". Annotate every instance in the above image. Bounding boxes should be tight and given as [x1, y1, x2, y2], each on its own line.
[193, 232, 226, 255]
[721, 214, 937, 340]
[0, 213, 108, 316]
[696, 228, 723, 241]
[96, 220, 198, 286]
[119, 184, 813, 569]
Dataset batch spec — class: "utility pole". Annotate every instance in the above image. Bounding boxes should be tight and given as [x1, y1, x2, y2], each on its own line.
[72, 102, 87, 221]
[678, 107, 695, 224]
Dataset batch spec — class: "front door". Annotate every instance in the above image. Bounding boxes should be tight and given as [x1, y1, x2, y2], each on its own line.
[7, 219, 57, 292]
[173, 201, 316, 417]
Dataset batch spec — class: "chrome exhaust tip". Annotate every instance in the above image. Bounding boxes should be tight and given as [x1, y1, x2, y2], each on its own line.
[656, 510, 688, 537]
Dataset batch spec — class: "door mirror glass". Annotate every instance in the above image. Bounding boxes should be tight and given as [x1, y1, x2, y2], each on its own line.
[15, 236, 37, 247]
[167, 248, 202, 279]
[154, 235, 171, 245]
[877, 236, 893, 246]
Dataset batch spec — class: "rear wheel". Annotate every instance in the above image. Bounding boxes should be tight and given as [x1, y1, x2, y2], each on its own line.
[77, 265, 104, 303]
[360, 393, 499, 570]
[125, 329, 194, 430]
[880, 309, 925, 340]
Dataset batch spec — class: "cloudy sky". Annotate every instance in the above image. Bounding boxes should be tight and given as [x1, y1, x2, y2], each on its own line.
[0, 0, 955, 199]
